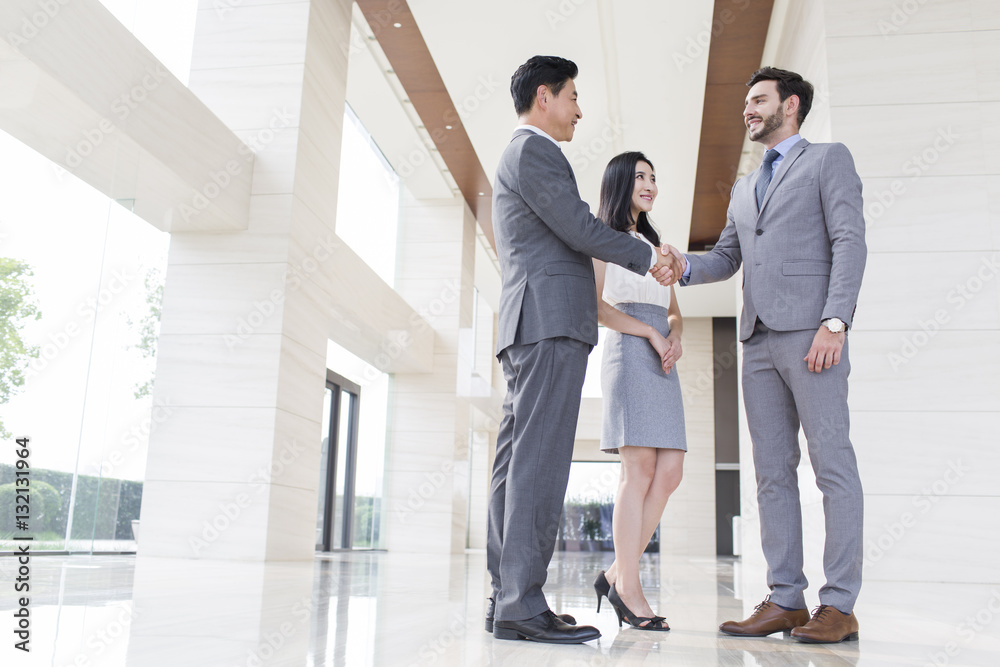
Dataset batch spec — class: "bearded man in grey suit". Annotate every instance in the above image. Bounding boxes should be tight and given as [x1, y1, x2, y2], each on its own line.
[665, 67, 867, 643]
[486, 55, 681, 644]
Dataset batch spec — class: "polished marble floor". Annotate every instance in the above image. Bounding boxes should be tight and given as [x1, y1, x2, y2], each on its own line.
[2, 550, 999, 666]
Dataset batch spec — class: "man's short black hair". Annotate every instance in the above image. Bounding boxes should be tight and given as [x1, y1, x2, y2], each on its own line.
[747, 66, 814, 127]
[510, 56, 578, 116]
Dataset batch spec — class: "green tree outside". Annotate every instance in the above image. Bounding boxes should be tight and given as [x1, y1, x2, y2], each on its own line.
[0, 258, 40, 438]
[127, 267, 163, 399]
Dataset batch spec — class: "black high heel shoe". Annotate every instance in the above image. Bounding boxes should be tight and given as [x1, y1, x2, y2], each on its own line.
[594, 571, 611, 613]
[607, 584, 670, 631]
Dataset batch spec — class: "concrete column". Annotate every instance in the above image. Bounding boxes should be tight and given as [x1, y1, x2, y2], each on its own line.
[138, 0, 354, 561]
[385, 194, 477, 553]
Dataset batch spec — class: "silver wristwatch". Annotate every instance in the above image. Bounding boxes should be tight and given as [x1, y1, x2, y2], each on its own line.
[822, 318, 846, 334]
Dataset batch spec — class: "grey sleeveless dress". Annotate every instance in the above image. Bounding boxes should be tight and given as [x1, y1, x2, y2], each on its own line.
[600, 301, 687, 454]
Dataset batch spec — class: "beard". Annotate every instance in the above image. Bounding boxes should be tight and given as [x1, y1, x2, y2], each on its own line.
[749, 106, 785, 142]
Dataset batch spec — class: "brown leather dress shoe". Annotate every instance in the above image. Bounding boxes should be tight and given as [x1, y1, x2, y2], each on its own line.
[719, 596, 810, 637]
[790, 605, 859, 643]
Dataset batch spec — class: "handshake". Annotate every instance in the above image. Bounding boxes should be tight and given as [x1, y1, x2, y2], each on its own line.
[649, 244, 687, 286]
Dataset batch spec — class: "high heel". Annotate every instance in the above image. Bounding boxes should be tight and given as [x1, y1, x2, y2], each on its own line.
[607, 584, 670, 631]
[594, 571, 611, 613]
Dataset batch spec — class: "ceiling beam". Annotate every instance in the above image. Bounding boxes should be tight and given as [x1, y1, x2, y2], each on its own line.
[356, 0, 495, 250]
[689, 0, 774, 250]
[0, 0, 252, 232]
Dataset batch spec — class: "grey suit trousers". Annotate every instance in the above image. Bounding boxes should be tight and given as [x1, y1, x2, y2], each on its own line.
[742, 320, 864, 613]
[486, 336, 590, 621]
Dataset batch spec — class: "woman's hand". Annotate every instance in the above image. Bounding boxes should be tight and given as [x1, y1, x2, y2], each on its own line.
[648, 331, 673, 374]
[662, 333, 683, 374]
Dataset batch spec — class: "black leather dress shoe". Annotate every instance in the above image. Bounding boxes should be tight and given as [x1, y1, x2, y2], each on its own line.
[485, 598, 576, 633]
[493, 610, 600, 644]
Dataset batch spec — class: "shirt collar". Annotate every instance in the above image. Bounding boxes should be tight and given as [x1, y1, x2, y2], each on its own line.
[517, 124, 559, 146]
[771, 133, 802, 159]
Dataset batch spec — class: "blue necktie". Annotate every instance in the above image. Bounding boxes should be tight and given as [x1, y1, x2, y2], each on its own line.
[755, 149, 780, 210]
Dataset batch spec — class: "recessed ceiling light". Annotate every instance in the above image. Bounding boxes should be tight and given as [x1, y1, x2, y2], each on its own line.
[478, 192, 485, 196]
[386, 69, 394, 74]
[393, 22, 402, 28]
[445, 125, 453, 130]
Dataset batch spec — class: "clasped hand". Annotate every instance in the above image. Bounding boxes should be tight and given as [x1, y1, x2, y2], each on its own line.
[649, 244, 686, 286]
[649, 331, 682, 374]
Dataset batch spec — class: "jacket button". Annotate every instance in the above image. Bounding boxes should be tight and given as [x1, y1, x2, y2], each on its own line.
[755, 229, 763, 236]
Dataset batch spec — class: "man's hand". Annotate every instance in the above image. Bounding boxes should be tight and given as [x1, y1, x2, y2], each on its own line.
[650, 245, 685, 286]
[805, 327, 845, 373]
[662, 243, 687, 268]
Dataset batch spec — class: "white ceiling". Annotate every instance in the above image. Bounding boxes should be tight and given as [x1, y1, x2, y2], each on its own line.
[348, 0, 741, 318]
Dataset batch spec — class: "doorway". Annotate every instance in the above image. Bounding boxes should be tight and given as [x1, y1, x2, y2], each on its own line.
[316, 370, 361, 551]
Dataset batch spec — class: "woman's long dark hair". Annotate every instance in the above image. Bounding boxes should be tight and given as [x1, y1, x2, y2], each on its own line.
[597, 151, 660, 247]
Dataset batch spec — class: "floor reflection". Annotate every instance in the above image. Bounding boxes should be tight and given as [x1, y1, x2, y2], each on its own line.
[2, 551, 998, 666]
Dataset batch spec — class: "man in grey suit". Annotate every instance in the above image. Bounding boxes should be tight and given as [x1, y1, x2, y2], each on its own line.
[666, 67, 867, 643]
[486, 55, 680, 644]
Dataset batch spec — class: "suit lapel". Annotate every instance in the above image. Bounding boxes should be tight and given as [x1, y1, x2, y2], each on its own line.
[758, 138, 810, 215]
[749, 162, 764, 215]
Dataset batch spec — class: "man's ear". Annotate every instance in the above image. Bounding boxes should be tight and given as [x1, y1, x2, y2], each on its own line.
[785, 93, 800, 118]
[536, 84, 549, 110]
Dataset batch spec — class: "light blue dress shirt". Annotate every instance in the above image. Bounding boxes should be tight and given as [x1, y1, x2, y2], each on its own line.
[681, 134, 802, 281]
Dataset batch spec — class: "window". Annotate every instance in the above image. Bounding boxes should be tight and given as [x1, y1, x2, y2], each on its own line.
[0, 132, 168, 554]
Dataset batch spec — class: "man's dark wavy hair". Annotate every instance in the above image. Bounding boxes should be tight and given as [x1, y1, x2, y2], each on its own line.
[747, 66, 814, 127]
[510, 56, 578, 116]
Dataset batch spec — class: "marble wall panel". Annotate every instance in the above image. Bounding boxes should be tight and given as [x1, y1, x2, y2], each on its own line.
[848, 331, 1000, 412]
[138, 480, 271, 559]
[832, 103, 986, 179]
[862, 176, 991, 254]
[294, 126, 342, 225]
[273, 334, 326, 420]
[852, 411, 1000, 497]
[267, 406, 324, 493]
[856, 251, 1000, 331]
[188, 64, 305, 131]
[279, 273, 336, 353]
[975, 30, 1000, 102]
[828, 32, 981, 106]
[190, 2, 310, 71]
[863, 495, 1000, 583]
[153, 333, 283, 408]
[143, 406, 280, 484]
[824, 0, 1000, 38]
[989, 175, 1000, 249]
[264, 484, 320, 560]
[158, 262, 288, 335]
[233, 125, 300, 196]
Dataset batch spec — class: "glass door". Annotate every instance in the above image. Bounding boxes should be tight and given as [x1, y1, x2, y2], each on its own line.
[316, 370, 360, 551]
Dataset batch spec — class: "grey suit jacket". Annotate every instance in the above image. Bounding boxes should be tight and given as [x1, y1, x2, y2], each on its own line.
[684, 138, 867, 341]
[493, 128, 652, 354]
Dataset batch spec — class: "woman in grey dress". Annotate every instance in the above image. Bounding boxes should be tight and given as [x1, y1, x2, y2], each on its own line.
[591, 151, 686, 631]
